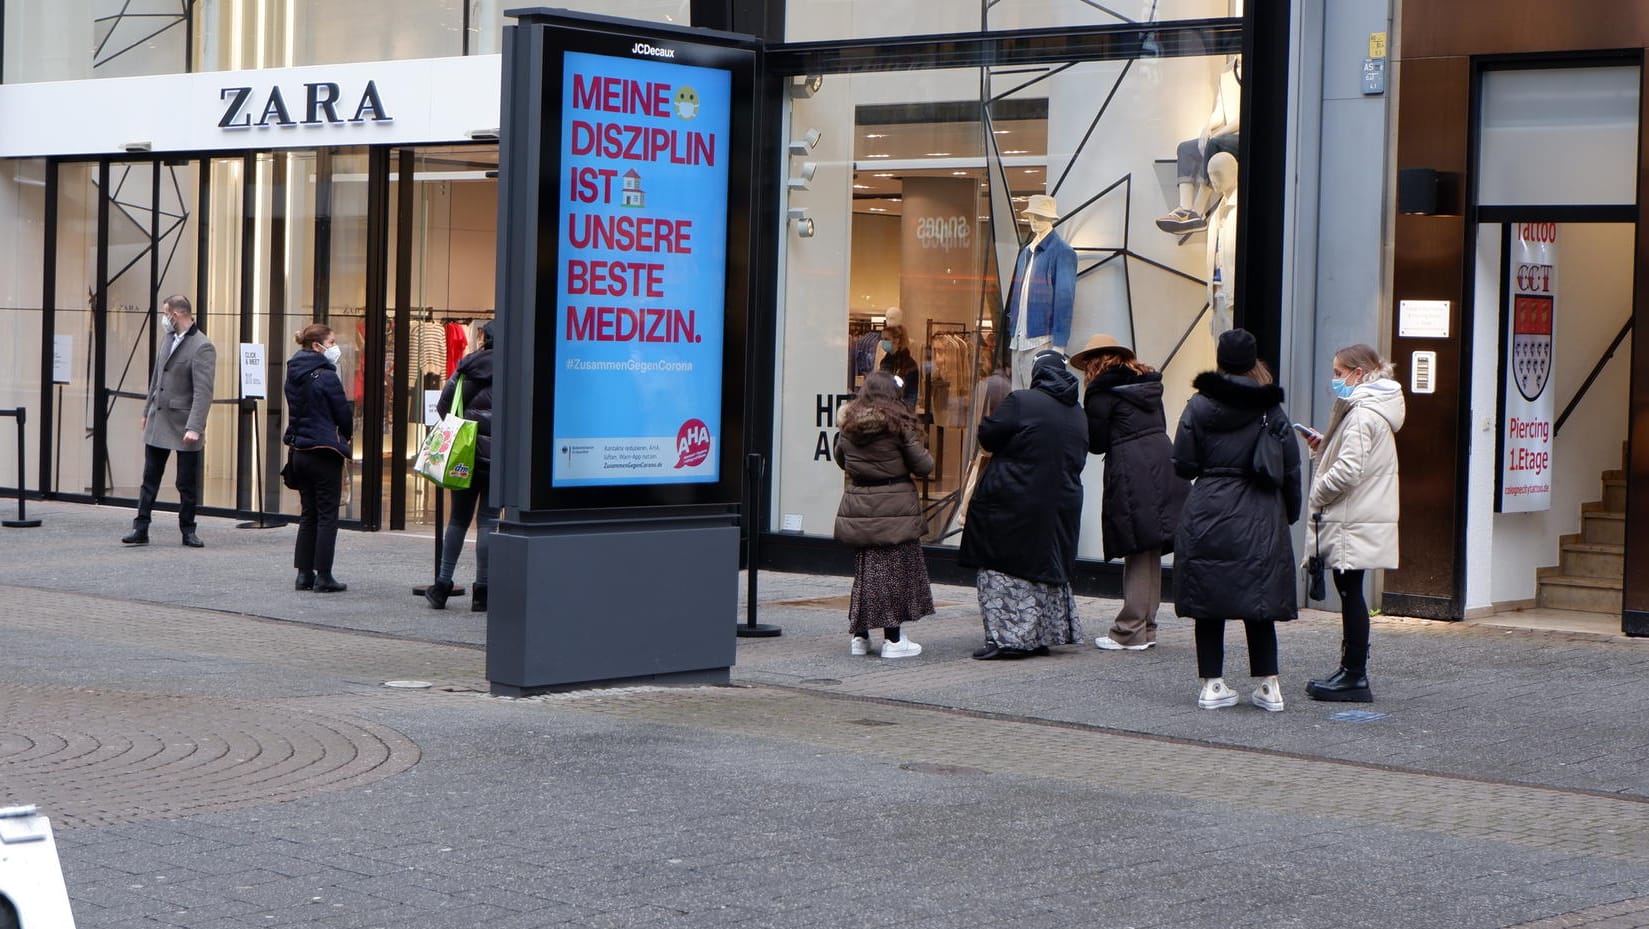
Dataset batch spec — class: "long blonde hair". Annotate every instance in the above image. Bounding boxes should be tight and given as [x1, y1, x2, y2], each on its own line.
[1335, 343, 1395, 381]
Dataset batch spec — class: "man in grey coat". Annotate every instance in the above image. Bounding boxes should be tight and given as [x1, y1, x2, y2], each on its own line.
[122, 295, 217, 547]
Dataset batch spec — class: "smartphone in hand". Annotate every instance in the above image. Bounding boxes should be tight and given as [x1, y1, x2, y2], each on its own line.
[1292, 423, 1321, 442]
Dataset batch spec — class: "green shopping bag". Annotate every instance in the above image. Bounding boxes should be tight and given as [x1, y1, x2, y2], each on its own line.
[413, 376, 477, 490]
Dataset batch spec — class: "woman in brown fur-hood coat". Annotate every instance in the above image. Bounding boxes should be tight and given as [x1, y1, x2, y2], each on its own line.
[832, 371, 935, 658]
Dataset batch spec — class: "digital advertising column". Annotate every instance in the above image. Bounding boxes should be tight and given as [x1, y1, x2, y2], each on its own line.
[489, 12, 756, 695]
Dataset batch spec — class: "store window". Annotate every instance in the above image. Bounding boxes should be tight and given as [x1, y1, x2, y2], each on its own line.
[774, 45, 1239, 561]
[787, 0, 1241, 42]
[4, 1, 189, 82]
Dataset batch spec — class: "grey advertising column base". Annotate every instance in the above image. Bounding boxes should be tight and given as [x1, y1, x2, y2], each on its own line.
[487, 514, 738, 695]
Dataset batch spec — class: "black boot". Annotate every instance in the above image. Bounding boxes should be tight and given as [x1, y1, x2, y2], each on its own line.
[1305, 667, 1373, 702]
[295, 570, 315, 591]
[121, 527, 150, 545]
[470, 583, 487, 613]
[313, 573, 347, 593]
[425, 579, 453, 609]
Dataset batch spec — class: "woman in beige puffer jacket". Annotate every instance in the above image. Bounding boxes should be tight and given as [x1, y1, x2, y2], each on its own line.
[1303, 344, 1404, 703]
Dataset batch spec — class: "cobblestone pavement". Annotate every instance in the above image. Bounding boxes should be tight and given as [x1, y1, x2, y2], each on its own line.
[4, 503, 1649, 927]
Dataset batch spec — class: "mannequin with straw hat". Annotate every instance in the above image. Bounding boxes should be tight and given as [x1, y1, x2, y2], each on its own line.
[1003, 194, 1076, 390]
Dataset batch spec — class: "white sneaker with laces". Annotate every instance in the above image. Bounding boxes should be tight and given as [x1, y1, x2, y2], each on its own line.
[850, 636, 869, 656]
[1198, 677, 1238, 709]
[880, 638, 922, 659]
[1251, 676, 1285, 712]
[1095, 635, 1156, 651]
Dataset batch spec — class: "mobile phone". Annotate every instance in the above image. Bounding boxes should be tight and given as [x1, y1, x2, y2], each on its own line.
[1292, 423, 1321, 441]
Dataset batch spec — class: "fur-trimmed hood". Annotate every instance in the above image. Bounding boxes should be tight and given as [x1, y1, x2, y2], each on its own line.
[839, 400, 904, 442]
[1190, 370, 1286, 432]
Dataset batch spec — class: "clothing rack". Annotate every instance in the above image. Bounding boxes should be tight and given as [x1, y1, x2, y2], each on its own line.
[920, 320, 975, 523]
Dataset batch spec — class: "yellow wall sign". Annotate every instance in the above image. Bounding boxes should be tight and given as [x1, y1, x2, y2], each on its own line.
[1369, 32, 1388, 59]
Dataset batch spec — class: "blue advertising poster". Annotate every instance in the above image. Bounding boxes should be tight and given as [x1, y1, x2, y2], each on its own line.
[552, 50, 731, 487]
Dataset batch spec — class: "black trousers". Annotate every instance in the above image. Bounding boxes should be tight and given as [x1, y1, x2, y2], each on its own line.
[291, 448, 344, 575]
[1194, 618, 1279, 678]
[134, 442, 202, 530]
[1334, 569, 1371, 672]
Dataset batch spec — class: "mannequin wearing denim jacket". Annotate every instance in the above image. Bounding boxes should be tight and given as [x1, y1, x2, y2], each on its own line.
[1004, 197, 1077, 388]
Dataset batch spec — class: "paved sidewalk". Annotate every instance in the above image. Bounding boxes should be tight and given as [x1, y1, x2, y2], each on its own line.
[2, 502, 1649, 928]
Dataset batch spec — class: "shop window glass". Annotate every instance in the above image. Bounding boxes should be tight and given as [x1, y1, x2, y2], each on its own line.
[774, 50, 1236, 562]
[4, 0, 190, 83]
[1478, 66, 1640, 207]
[196, 0, 464, 71]
[474, 1, 691, 55]
[0, 161, 46, 491]
[786, 0, 1239, 42]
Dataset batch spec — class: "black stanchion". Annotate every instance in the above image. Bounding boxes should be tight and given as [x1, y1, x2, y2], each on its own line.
[737, 452, 780, 638]
[413, 487, 466, 599]
[237, 398, 280, 530]
[2, 407, 41, 528]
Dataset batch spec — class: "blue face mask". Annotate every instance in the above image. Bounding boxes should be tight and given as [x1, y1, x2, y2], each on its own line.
[879, 339, 893, 352]
[1330, 377, 1355, 399]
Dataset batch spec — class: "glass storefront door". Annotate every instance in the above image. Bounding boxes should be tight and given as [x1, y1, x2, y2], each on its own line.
[42, 142, 498, 531]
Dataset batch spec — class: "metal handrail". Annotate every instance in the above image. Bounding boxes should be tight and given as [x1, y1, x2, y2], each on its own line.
[1553, 317, 1633, 437]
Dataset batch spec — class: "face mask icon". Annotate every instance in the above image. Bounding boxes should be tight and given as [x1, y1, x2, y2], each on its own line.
[673, 85, 699, 120]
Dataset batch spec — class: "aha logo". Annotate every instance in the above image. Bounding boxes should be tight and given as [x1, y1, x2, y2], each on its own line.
[674, 418, 711, 469]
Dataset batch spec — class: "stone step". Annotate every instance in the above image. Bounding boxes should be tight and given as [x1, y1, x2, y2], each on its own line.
[1537, 573, 1624, 614]
[1559, 540, 1625, 580]
[1604, 478, 1627, 513]
[1580, 506, 1626, 545]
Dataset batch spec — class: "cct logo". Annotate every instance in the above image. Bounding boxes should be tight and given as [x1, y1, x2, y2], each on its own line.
[674, 418, 711, 469]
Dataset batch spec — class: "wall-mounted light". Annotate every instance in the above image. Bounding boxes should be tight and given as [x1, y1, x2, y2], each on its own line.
[787, 207, 816, 238]
[787, 161, 818, 191]
[1397, 167, 1461, 216]
[788, 128, 821, 156]
[465, 128, 500, 141]
[790, 74, 824, 99]
[121, 141, 152, 153]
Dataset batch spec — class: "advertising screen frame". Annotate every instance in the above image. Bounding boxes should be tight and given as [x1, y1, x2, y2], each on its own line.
[517, 14, 756, 511]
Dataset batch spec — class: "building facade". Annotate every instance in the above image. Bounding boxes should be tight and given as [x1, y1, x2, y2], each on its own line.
[0, 1, 1432, 618]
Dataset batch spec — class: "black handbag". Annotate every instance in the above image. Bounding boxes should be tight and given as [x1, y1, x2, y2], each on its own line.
[1249, 412, 1286, 490]
[1306, 512, 1327, 600]
[280, 451, 300, 490]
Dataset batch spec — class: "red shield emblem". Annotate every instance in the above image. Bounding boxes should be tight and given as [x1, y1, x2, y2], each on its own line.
[1512, 294, 1553, 401]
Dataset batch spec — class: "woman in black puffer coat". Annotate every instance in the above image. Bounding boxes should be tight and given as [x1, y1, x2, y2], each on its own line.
[959, 349, 1088, 659]
[1071, 334, 1188, 652]
[1173, 329, 1302, 712]
[424, 322, 497, 612]
[284, 323, 354, 594]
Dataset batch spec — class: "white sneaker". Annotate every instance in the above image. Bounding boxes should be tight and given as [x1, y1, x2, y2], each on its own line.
[1095, 635, 1156, 651]
[1198, 678, 1237, 709]
[850, 636, 869, 656]
[1251, 676, 1285, 712]
[880, 638, 922, 659]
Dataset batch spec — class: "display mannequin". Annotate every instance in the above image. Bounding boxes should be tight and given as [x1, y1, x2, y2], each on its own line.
[1157, 56, 1241, 234]
[1205, 151, 1239, 337]
[1003, 194, 1076, 389]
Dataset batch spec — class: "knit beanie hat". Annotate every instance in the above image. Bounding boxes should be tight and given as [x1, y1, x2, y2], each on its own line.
[1216, 328, 1257, 373]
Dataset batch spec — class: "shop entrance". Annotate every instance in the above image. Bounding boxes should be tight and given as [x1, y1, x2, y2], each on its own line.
[41, 142, 498, 530]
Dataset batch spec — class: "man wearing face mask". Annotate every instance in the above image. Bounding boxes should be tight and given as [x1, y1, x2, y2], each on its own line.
[123, 295, 217, 547]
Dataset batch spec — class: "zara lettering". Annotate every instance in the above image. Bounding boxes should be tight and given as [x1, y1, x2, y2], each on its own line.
[219, 81, 392, 129]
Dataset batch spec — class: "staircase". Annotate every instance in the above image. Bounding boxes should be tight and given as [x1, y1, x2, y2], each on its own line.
[1536, 464, 1626, 614]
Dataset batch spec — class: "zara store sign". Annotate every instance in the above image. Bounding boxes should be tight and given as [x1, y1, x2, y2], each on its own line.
[0, 55, 498, 158]
[218, 80, 392, 129]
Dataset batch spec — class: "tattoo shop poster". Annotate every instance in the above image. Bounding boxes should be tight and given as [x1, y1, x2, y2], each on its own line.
[551, 49, 730, 487]
[1499, 222, 1556, 513]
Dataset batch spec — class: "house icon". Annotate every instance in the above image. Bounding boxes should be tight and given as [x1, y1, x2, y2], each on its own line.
[621, 169, 644, 208]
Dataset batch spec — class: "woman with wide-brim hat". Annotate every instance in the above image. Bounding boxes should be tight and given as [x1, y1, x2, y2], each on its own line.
[1070, 333, 1188, 652]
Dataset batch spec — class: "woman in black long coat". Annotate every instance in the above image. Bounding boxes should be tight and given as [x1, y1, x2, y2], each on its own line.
[1071, 334, 1188, 652]
[1172, 329, 1301, 712]
[959, 349, 1088, 659]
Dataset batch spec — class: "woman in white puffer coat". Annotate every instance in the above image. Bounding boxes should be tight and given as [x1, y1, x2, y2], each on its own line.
[1301, 344, 1404, 703]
